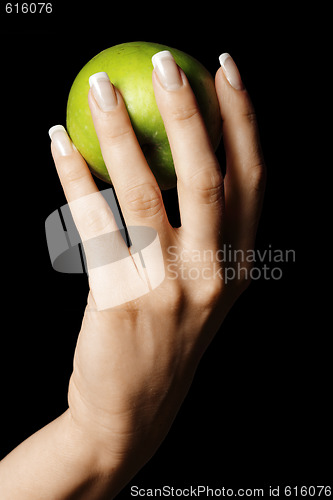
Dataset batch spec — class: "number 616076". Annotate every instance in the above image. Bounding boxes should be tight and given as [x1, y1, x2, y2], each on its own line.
[5, 3, 53, 13]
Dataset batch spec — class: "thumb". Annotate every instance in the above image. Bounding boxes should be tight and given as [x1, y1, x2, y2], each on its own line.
[215, 53, 266, 251]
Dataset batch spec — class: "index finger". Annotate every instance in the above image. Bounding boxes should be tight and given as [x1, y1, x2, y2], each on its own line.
[49, 125, 121, 239]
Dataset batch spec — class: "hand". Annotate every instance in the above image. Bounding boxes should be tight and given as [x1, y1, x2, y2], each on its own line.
[0, 51, 268, 500]
[0, 51, 265, 500]
[49, 51, 266, 479]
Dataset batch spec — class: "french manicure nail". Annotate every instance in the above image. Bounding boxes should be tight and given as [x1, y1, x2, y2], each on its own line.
[89, 72, 117, 111]
[48, 125, 75, 156]
[152, 51, 183, 91]
[219, 53, 244, 90]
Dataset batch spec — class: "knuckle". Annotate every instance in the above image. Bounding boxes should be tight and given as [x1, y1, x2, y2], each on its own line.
[185, 166, 224, 205]
[170, 103, 200, 124]
[101, 123, 133, 144]
[81, 207, 113, 238]
[61, 159, 86, 186]
[190, 277, 224, 309]
[248, 161, 266, 194]
[203, 278, 224, 304]
[241, 109, 258, 126]
[237, 94, 257, 123]
[123, 183, 163, 219]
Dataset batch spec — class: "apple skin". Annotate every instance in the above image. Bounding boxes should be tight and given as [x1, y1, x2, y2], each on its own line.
[66, 41, 222, 190]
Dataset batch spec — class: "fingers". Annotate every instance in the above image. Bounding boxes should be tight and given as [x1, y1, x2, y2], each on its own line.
[49, 125, 122, 246]
[49, 125, 99, 205]
[49, 126, 163, 311]
[152, 51, 224, 248]
[50, 51, 265, 270]
[87, 72, 167, 231]
[215, 54, 266, 250]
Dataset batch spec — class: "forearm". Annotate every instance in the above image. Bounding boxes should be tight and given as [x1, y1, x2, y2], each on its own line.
[0, 409, 126, 500]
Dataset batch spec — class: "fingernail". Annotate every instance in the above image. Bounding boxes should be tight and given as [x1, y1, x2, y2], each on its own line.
[219, 53, 244, 90]
[49, 125, 75, 156]
[152, 51, 183, 91]
[89, 72, 117, 111]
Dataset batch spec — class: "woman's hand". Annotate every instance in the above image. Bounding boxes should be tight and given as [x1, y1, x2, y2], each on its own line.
[0, 51, 265, 500]
[50, 51, 266, 477]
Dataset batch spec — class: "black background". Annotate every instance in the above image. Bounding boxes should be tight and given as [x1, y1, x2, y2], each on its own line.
[0, 1, 330, 496]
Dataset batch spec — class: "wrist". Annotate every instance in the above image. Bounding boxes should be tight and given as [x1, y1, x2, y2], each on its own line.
[0, 409, 129, 500]
[65, 406, 148, 496]
[59, 409, 131, 499]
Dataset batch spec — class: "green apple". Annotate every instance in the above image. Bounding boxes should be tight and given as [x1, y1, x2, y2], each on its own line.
[66, 41, 222, 190]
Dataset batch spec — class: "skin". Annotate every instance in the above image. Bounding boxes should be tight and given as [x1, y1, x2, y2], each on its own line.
[0, 58, 266, 499]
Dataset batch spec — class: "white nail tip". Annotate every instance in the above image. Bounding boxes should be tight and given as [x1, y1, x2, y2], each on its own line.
[219, 53, 231, 67]
[88, 72, 110, 88]
[48, 124, 66, 139]
[151, 50, 173, 68]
